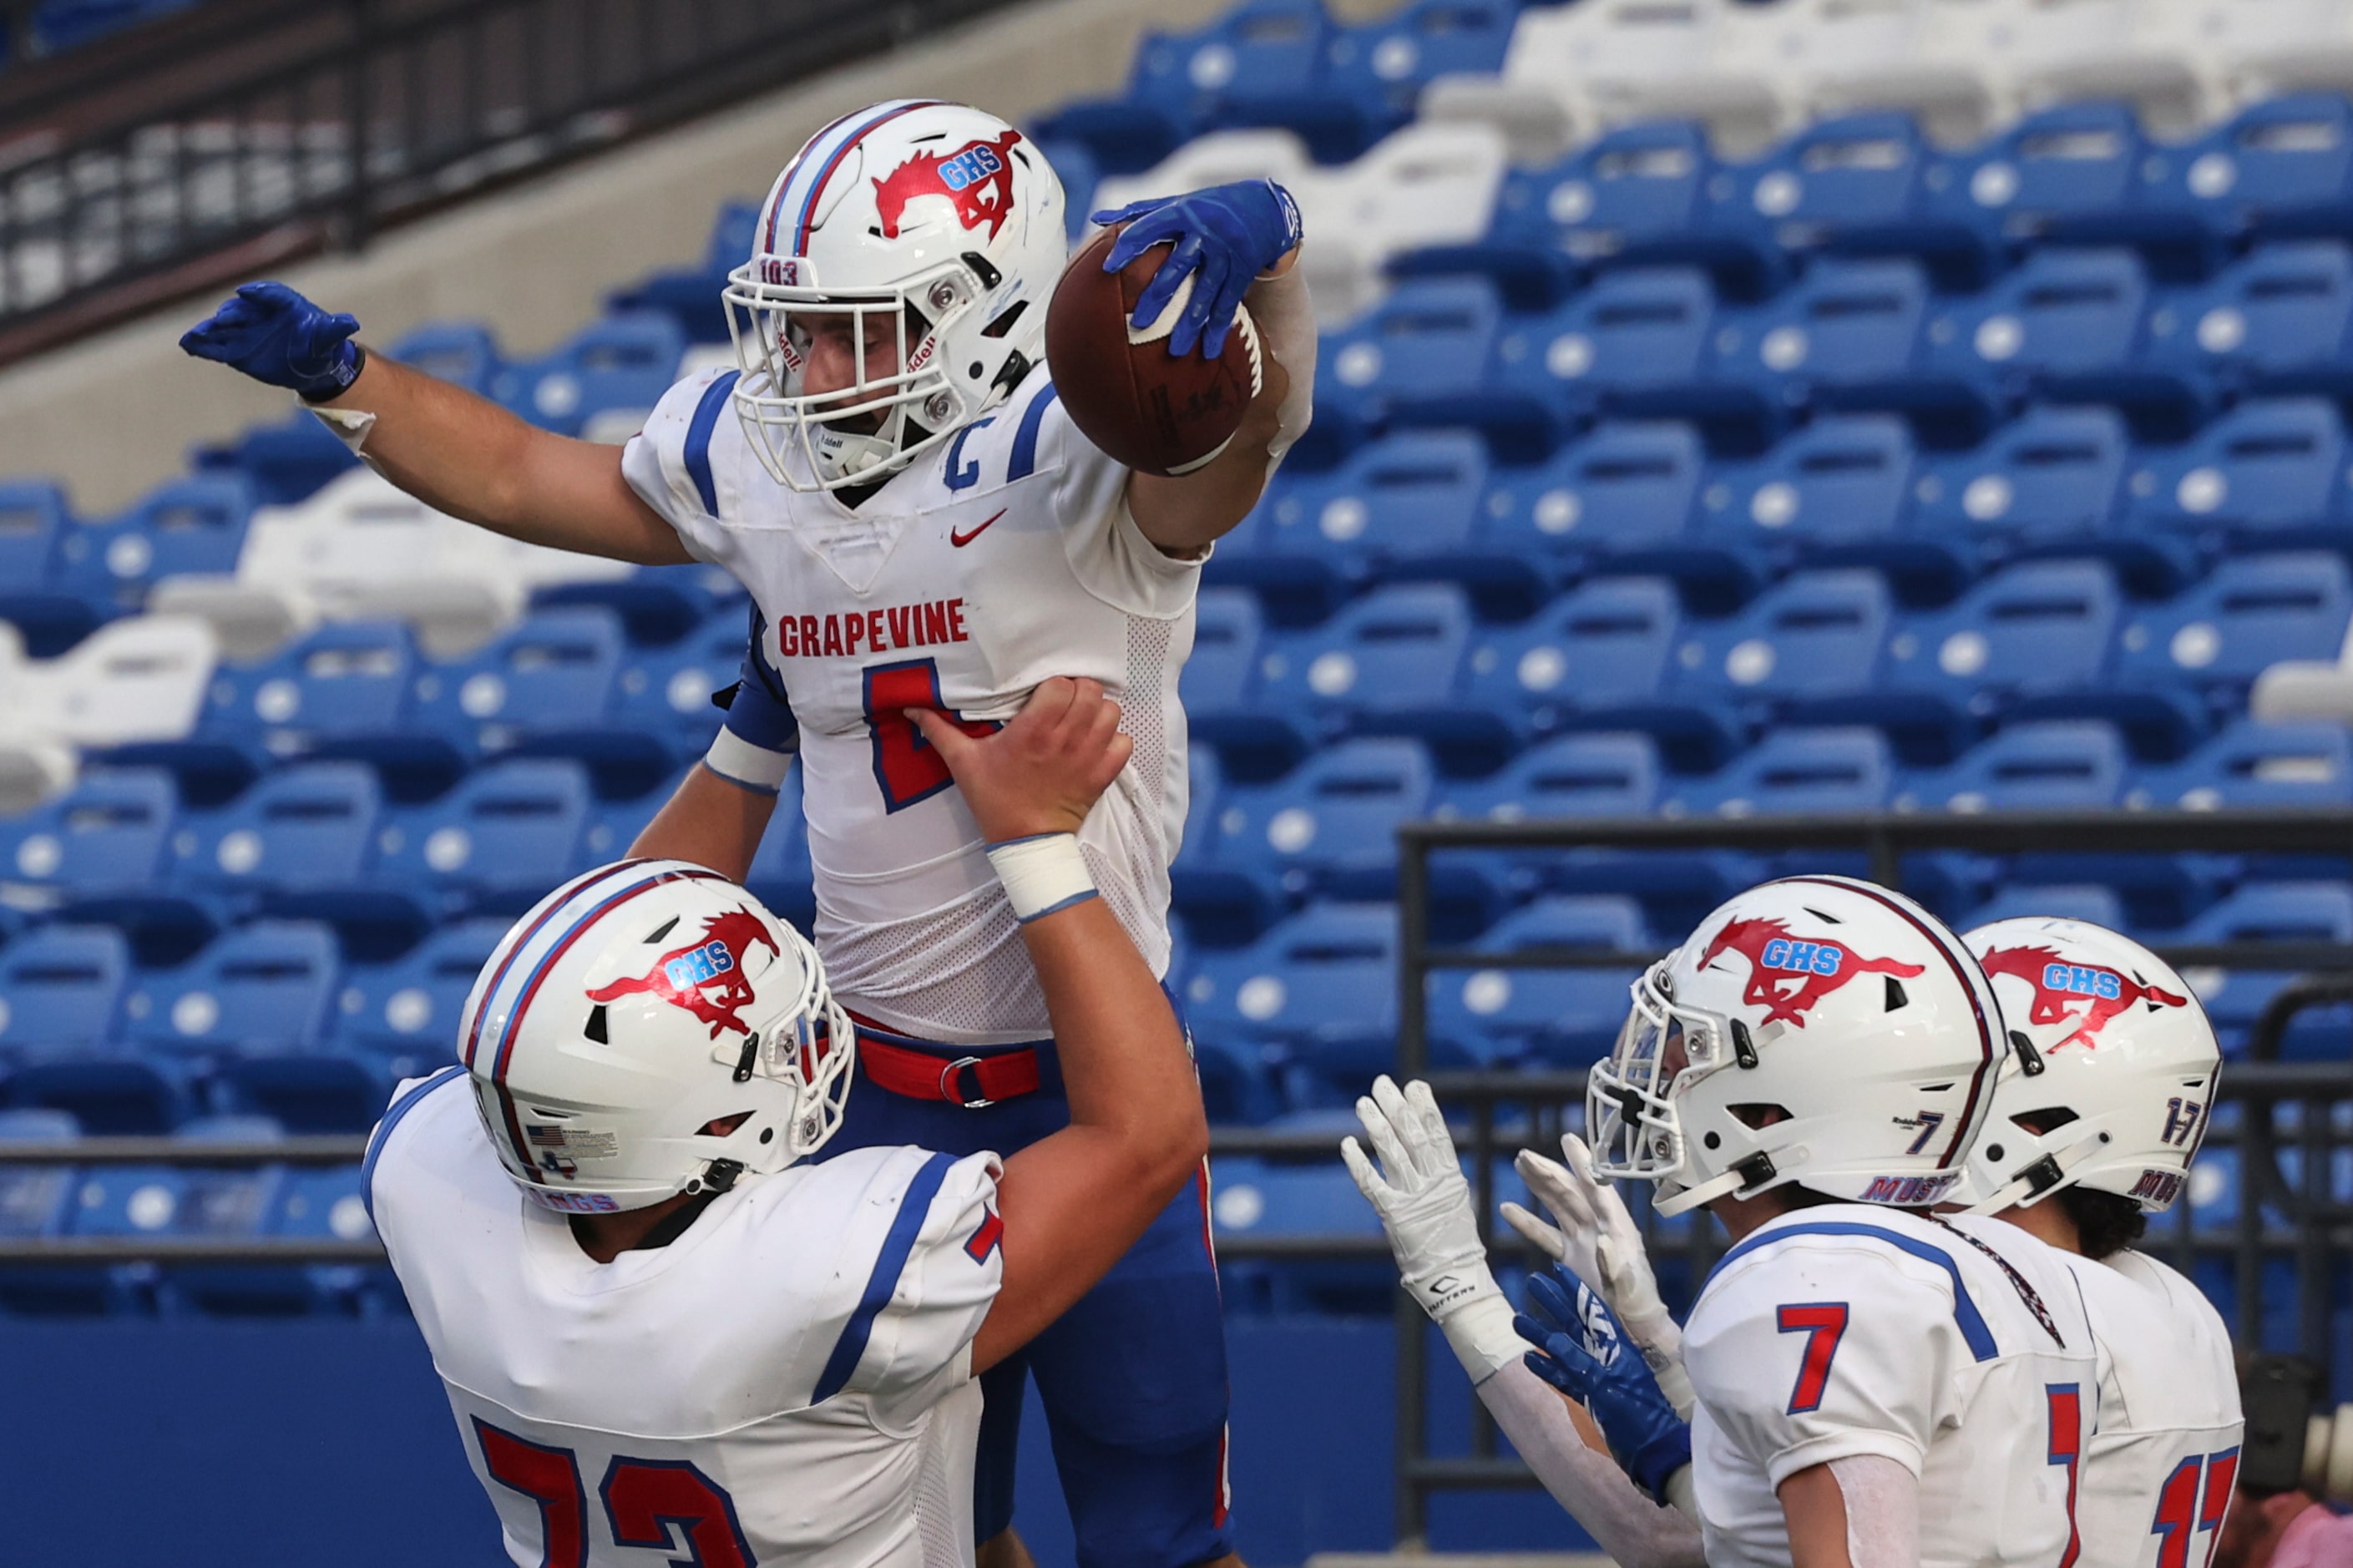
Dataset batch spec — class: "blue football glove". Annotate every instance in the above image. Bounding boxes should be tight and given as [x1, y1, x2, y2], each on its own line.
[179, 281, 364, 401]
[1516, 1262, 1693, 1505]
[1091, 179, 1303, 359]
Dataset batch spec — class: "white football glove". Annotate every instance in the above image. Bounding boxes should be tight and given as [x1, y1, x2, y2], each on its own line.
[1504, 1133, 1695, 1419]
[1342, 1075, 1520, 1382]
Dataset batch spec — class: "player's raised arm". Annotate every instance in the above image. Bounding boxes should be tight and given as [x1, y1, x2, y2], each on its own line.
[180, 281, 690, 565]
[1091, 182, 1316, 555]
[908, 679, 1208, 1371]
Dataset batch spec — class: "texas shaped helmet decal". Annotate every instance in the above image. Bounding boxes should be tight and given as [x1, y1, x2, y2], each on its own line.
[1698, 917, 1927, 1028]
[1975, 944, 2191, 1051]
[872, 129, 1022, 241]
[586, 909, 782, 1040]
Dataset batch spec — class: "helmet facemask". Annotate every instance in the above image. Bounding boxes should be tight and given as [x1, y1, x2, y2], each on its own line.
[725, 256, 984, 493]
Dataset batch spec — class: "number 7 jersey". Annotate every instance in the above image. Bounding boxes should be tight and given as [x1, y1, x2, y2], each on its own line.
[624, 362, 1197, 1046]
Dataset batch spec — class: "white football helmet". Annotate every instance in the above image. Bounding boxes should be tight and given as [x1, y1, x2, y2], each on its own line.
[1959, 917, 2220, 1215]
[1589, 875, 2007, 1216]
[724, 99, 1069, 492]
[457, 860, 856, 1213]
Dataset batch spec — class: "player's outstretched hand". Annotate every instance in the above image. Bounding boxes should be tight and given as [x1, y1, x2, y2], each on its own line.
[1342, 1075, 1492, 1315]
[180, 281, 365, 400]
[1505, 1133, 1694, 1419]
[909, 676, 1131, 844]
[1092, 179, 1303, 359]
[1516, 1263, 1693, 1505]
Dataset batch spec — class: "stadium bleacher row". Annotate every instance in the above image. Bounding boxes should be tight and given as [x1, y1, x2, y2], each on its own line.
[8, 0, 2353, 1314]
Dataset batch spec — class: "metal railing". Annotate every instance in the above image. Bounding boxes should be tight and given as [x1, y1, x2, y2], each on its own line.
[1388, 808, 2353, 1545]
[0, 0, 1017, 361]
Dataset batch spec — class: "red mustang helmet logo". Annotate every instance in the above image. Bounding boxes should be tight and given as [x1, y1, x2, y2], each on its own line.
[1976, 945, 2190, 1051]
[872, 130, 1022, 241]
[586, 910, 781, 1041]
[1699, 917, 1927, 1028]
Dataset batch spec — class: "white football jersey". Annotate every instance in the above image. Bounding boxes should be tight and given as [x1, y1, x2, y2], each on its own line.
[367, 1068, 1005, 1568]
[1956, 1226, 2241, 1568]
[1682, 1205, 2101, 1568]
[624, 363, 1197, 1046]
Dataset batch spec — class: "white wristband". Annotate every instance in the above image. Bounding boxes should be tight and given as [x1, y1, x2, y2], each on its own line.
[985, 832, 1098, 923]
[703, 727, 794, 795]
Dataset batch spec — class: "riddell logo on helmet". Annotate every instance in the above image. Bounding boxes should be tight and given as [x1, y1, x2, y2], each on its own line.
[1699, 918, 1927, 1027]
[872, 130, 1022, 240]
[585, 910, 782, 1040]
[1976, 945, 2191, 1051]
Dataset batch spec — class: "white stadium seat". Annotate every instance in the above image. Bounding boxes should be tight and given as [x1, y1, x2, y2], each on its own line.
[1087, 129, 1321, 223]
[1297, 121, 1509, 324]
[17, 613, 216, 749]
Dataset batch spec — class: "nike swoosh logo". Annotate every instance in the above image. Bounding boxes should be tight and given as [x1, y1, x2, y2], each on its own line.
[950, 508, 1006, 548]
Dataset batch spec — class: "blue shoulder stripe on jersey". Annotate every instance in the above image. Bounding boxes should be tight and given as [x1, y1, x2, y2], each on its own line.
[685, 371, 741, 518]
[361, 1065, 468, 1227]
[1007, 382, 1060, 483]
[1714, 1221, 1998, 1362]
[813, 1150, 958, 1404]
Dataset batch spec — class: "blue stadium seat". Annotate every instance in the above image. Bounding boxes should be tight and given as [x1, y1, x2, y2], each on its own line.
[1474, 421, 1708, 593]
[1460, 576, 1687, 751]
[1183, 901, 1405, 1098]
[411, 607, 665, 797]
[1905, 404, 2131, 567]
[491, 313, 686, 439]
[2178, 883, 2353, 1057]
[385, 320, 504, 394]
[1315, 0, 1516, 154]
[1668, 726, 1897, 817]
[158, 1114, 306, 1315]
[188, 411, 358, 508]
[1037, 141, 1102, 240]
[1671, 568, 1895, 719]
[1183, 589, 1303, 780]
[1927, 101, 2181, 269]
[0, 1109, 78, 1242]
[334, 917, 506, 1082]
[1964, 882, 2128, 931]
[1200, 738, 1435, 908]
[374, 758, 595, 917]
[167, 761, 419, 959]
[129, 923, 367, 1132]
[1920, 248, 2173, 426]
[198, 621, 458, 804]
[1710, 258, 1936, 436]
[579, 771, 680, 870]
[1903, 721, 2128, 812]
[1693, 417, 1953, 596]
[1208, 1153, 1391, 1311]
[1490, 267, 1719, 430]
[1711, 113, 1977, 283]
[52, 474, 252, 612]
[271, 1159, 387, 1315]
[2143, 242, 2353, 399]
[1427, 895, 1651, 1069]
[605, 201, 760, 344]
[1313, 282, 1509, 448]
[744, 764, 814, 929]
[537, 559, 747, 649]
[0, 770, 206, 958]
[1435, 730, 1666, 910]
[1254, 584, 1499, 770]
[1429, 121, 1734, 308]
[2126, 397, 2350, 549]
[2131, 720, 2353, 811]
[607, 604, 750, 762]
[2143, 94, 2353, 243]
[0, 925, 129, 1064]
[1881, 559, 2123, 726]
[1040, 0, 1334, 169]
[2115, 552, 2353, 721]
[0, 479, 100, 655]
[1246, 432, 1491, 605]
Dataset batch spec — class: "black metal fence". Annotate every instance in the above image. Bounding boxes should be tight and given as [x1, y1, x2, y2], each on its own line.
[0, 0, 1016, 360]
[1387, 808, 2353, 1546]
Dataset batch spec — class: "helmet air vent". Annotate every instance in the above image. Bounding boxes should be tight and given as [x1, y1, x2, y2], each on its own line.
[981, 300, 1028, 339]
[644, 916, 680, 943]
[584, 1004, 610, 1044]
[1884, 975, 1909, 1011]
[1801, 905, 1842, 923]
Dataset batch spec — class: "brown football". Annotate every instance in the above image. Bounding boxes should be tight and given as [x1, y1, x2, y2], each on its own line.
[1044, 223, 1263, 476]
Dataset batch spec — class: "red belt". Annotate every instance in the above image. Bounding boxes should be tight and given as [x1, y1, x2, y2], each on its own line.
[853, 1026, 1041, 1108]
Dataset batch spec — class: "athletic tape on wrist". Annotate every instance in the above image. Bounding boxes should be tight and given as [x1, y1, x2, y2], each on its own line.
[703, 727, 794, 796]
[985, 832, 1098, 923]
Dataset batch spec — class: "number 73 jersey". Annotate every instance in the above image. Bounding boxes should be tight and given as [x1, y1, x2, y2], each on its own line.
[624, 362, 1199, 1044]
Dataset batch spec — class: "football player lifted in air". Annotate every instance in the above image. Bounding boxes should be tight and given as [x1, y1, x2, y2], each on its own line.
[1351, 875, 2103, 1568]
[184, 99, 1313, 1568]
[366, 675, 1212, 1568]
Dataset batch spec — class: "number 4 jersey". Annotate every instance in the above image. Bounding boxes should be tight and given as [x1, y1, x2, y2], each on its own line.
[367, 1068, 1006, 1568]
[1681, 1204, 2100, 1568]
[623, 362, 1197, 1046]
